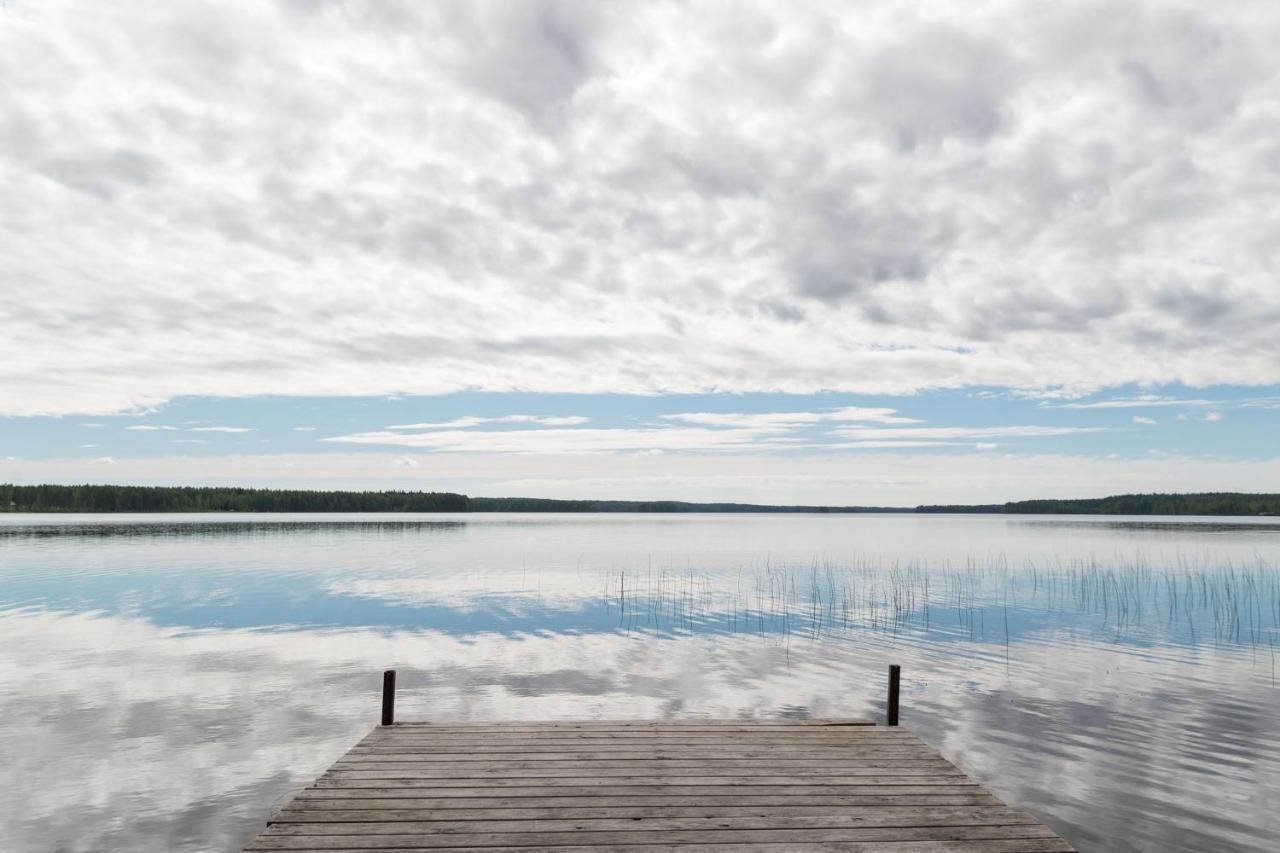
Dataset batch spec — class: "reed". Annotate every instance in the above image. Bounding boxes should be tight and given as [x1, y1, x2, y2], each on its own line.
[599, 550, 1280, 650]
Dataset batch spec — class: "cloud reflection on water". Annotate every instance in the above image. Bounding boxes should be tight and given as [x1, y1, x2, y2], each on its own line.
[1, 514, 1278, 852]
[1, 606, 1276, 852]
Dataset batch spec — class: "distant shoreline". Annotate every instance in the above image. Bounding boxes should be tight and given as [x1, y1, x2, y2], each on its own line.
[2, 484, 1278, 516]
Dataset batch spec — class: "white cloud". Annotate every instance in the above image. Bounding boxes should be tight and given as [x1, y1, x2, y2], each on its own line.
[662, 412, 823, 429]
[284, 403, 1139, 457]
[126, 424, 249, 435]
[4, 1, 1280, 415]
[1052, 396, 1215, 410]
[1132, 415, 1157, 425]
[830, 425, 1108, 440]
[325, 426, 796, 454]
[1203, 411, 1223, 422]
[291, 426, 317, 431]
[1239, 397, 1280, 410]
[325, 414, 1097, 453]
[827, 407, 922, 424]
[830, 440, 983, 449]
[387, 415, 590, 429]
[663, 407, 919, 428]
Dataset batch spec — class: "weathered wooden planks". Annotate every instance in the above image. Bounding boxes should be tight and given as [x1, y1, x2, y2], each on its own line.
[243, 721, 1075, 852]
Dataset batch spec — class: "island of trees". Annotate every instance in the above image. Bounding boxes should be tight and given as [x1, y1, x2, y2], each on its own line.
[1, 484, 1278, 516]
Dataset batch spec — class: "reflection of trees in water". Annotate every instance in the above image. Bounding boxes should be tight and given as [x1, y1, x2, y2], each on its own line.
[1021, 519, 1280, 534]
[600, 553, 1280, 651]
[0, 520, 468, 539]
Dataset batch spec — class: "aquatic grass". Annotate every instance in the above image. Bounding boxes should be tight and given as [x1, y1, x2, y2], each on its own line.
[600, 551, 1280, 653]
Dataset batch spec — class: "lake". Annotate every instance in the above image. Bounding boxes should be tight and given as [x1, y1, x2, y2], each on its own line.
[1, 512, 1278, 852]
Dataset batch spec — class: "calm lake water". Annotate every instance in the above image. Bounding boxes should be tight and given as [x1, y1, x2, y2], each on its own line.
[2, 512, 1278, 852]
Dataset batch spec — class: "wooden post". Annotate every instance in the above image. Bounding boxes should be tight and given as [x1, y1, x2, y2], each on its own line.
[886, 664, 900, 726]
[381, 669, 396, 726]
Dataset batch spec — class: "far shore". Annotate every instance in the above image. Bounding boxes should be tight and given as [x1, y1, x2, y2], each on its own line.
[2, 484, 1279, 517]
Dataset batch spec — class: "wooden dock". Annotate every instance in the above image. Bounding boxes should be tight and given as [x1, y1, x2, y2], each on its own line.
[243, 719, 1076, 852]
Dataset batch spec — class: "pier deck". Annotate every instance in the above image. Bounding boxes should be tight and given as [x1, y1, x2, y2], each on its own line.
[243, 719, 1075, 852]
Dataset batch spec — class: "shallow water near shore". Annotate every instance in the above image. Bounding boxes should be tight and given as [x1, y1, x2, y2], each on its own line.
[1, 512, 1278, 852]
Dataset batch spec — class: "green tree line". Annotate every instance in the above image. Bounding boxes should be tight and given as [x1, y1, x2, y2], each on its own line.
[0, 485, 885, 514]
[0, 484, 468, 513]
[915, 492, 1280, 516]
[466, 498, 892, 513]
[3, 484, 1278, 515]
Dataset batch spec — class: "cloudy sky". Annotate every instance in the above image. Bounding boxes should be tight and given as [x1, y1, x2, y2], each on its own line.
[2, 0, 1278, 504]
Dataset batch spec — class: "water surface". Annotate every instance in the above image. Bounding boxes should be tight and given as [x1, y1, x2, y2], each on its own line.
[1, 512, 1278, 851]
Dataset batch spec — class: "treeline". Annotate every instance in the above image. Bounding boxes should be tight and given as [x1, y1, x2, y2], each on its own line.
[0, 484, 872, 514]
[0, 484, 891, 514]
[915, 492, 1280, 516]
[4, 485, 1278, 516]
[0, 484, 468, 513]
[467, 497, 892, 513]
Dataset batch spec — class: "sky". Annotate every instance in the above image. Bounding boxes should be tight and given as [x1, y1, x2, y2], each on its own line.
[1, 0, 1278, 504]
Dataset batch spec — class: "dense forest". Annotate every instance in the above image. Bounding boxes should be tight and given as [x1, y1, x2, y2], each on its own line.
[916, 492, 1280, 516]
[2, 484, 1278, 515]
[0, 484, 875, 514]
[467, 497, 895, 513]
[0, 484, 469, 513]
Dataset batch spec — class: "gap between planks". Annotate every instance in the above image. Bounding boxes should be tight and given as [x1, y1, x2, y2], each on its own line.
[244, 825, 1067, 850]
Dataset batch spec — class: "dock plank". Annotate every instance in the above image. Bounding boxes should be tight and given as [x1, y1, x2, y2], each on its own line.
[244, 843, 1074, 853]
[273, 803, 1012, 820]
[282, 795, 1006, 812]
[264, 809, 1041, 832]
[244, 722, 1074, 852]
[327, 761, 961, 774]
[247, 824, 1063, 849]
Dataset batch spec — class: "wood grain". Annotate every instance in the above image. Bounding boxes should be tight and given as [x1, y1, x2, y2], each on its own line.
[242, 721, 1075, 852]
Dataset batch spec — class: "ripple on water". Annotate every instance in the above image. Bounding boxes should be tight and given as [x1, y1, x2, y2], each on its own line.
[0, 513, 1277, 852]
